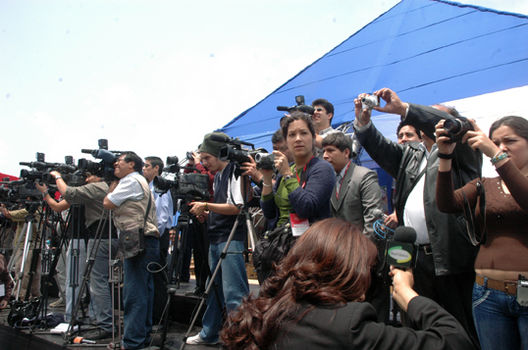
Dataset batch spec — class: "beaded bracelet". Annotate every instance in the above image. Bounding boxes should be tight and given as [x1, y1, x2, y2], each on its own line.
[490, 151, 508, 166]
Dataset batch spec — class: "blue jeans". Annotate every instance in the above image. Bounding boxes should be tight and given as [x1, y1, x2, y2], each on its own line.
[199, 240, 249, 342]
[473, 281, 528, 350]
[123, 237, 159, 349]
[87, 238, 118, 332]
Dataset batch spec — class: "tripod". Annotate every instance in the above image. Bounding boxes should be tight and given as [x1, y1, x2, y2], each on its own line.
[178, 172, 255, 350]
[157, 200, 222, 350]
[65, 209, 117, 344]
[13, 202, 41, 301]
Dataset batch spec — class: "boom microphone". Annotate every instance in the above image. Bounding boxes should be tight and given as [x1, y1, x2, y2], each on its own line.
[385, 226, 417, 269]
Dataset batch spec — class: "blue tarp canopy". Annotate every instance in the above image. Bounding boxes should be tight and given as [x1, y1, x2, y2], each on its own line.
[218, 0, 528, 165]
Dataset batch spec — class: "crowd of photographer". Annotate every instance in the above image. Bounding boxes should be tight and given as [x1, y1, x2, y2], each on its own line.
[0, 86, 526, 350]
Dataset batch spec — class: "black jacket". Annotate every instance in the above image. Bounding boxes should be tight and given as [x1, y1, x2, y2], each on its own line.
[273, 296, 475, 350]
[354, 104, 481, 275]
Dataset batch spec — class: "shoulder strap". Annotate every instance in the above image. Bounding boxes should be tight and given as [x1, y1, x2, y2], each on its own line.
[131, 175, 153, 230]
[461, 179, 487, 246]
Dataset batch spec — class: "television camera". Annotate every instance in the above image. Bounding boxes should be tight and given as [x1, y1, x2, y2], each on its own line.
[78, 139, 125, 182]
[276, 95, 315, 115]
[153, 156, 210, 202]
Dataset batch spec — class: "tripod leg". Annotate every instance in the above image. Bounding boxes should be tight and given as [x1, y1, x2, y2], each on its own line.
[179, 213, 249, 350]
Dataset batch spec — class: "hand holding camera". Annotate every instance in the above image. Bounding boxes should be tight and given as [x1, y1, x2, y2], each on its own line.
[462, 120, 501, 158]
[435, 120, 457, 156]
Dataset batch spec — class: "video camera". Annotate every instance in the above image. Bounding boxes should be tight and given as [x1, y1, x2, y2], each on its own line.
[153, 156, 210, 202]
[0, 175, 42, 207]
[19, 152, 85, 187]
[276, 95, 315, 115]
[214, 134, 272, 175]
[78, 139, 123, 182]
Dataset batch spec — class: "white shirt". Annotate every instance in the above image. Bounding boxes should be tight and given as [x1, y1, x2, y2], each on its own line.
[402, 147, 430, 245]
[214, 168, 244, 206]
[107, 172, 144, 207]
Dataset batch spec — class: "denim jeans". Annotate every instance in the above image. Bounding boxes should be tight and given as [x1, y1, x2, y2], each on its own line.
[473, 281, 528, 350]
[123, 236, 159, 349]
[199, 240, 249, 342]
[87, 238, 118, 332]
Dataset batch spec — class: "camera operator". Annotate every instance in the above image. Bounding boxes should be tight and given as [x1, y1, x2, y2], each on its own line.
[185, 132, 250, 345]
[181, 151, 215, 296]
[272, 128, 294, 163]
[0, 203, 41, 299]
[352, 87, 482, 347]
[142, 156, 173, 324]
[311, 98, 340, 158]
[36, 170, 117, 340]
[103, 152, 159, 350]
[142, 157, 173, 263]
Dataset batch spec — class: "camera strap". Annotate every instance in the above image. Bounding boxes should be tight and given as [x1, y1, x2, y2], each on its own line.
[461, 179, 487, 246]
[133, 177, 153, 234]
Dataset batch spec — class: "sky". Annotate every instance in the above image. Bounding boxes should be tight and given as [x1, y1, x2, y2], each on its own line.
[1, 0, 527, 177]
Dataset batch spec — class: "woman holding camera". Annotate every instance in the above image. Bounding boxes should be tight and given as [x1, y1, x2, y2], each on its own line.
[260, 111, 335, 228]
[222, 218, 475, 350]
[254, 111, 334, 282]
[435, 116, 528, 350]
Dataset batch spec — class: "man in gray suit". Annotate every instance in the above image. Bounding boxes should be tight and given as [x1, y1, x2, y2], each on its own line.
[322, 132, 384, 237]
[323, 131, 390, 323]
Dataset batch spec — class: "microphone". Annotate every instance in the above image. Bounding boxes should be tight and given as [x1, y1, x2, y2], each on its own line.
[385, 226, 417, 269]
[372, 209, 394, 240]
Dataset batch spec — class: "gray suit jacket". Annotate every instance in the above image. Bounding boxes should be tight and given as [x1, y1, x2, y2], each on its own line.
[331, 162, 383, 237]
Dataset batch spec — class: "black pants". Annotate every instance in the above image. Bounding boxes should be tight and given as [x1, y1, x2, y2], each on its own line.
[152, 230, 170, 325]
[405, 250, 480, 348]
[191, 219, 209, 291]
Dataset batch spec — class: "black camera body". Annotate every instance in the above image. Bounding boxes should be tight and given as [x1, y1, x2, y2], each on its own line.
[154, 156, 210, 202]
[79, 139, 122, 182]
[253, 151, 274, 170]
[444, 117, 473, 143]
[276, 95, 315, 115]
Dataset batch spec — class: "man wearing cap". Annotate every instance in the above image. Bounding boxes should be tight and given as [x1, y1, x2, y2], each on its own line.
[186, 132, 250, 345]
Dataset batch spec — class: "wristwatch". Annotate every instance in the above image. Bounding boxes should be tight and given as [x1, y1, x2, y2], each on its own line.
[284, 174, 293, 181]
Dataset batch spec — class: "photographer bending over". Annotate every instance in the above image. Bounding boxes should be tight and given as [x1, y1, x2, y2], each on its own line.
[221, 218, 475, 350]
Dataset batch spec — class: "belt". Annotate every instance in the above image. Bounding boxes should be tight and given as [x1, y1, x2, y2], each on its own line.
[418, 243, 433, 255]
[475, 275, 517, 296]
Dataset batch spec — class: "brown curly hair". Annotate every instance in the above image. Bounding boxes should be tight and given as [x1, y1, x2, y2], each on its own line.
[221, 218, 378, 349]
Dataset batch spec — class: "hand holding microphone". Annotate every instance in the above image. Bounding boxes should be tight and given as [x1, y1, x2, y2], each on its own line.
[390, 266, 418, 312]
[387, 225, 419, 311]
[385, 226, 417, 270]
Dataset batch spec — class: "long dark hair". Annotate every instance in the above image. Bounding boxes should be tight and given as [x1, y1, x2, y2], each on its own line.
[280, 111, 316, 140]
[221, 218, 378, 350]
[489, 115, 528, 142]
